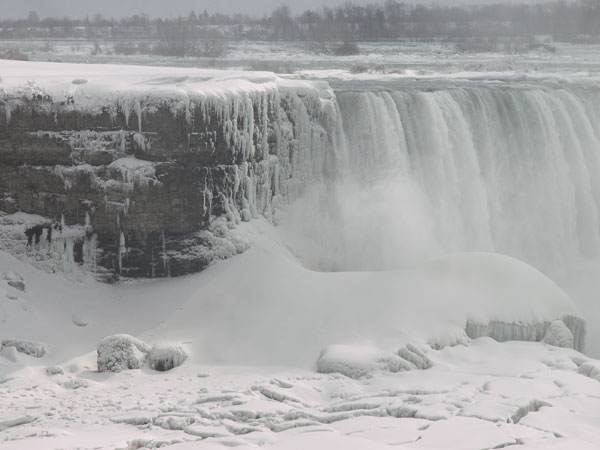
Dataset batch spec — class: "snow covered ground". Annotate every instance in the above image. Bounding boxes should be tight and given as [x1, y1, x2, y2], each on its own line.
[1, 219, 599, 449]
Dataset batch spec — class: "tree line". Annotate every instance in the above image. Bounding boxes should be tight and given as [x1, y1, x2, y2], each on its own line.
[1, 0, 600, 48]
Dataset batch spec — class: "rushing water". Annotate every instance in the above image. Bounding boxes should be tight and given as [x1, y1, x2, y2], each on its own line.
[286, 85, 600, 275]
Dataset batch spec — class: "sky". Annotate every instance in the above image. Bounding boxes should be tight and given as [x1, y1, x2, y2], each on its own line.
[0, 0, 539, 20]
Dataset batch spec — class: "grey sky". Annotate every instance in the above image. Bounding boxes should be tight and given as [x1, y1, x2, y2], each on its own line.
[0, 0, 535, 20]
[1, 0, 362, 19]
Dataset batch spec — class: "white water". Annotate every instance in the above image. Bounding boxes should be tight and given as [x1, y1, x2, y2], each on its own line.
[284, 86, 600, 276]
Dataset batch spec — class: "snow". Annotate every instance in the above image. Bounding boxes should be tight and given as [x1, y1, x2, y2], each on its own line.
[0, 214, 598, 447]
[2, 49, 600, 449]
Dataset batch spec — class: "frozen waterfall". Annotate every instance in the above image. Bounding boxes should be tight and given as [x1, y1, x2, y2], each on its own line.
[284, 86, 600, 276]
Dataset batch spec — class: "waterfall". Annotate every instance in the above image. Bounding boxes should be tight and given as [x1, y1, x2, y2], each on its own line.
[283, 85, 600, 275]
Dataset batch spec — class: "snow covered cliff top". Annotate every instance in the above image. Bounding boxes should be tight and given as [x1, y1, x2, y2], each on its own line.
[0, 60, 330, 103]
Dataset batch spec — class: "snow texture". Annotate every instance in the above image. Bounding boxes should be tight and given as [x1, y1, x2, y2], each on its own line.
[97, 334, 150, 372]
[543, 319, 575, 348]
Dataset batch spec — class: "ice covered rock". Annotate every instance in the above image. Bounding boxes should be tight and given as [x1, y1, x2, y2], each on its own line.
[316, 345, 412, 379]
[72, 317, 89, 327]
[148, 345, 187, 372]
[397, 343, 433, 370]
[578, 361, 600, 382]
[97, 334, 150, 372]
[45, 366, 64, 376]
[543, 320, 574, 348]
[1, 339, 45, 357]
[3, 271, 25, 291]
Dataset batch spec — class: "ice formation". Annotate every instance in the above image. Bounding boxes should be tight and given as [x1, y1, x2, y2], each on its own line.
[317, 343, 432, 379]
[542, 320, 574, 348]
[96, 334, 150, 372]
[148, 345, 187, 372]
[0, 339, 46, 358]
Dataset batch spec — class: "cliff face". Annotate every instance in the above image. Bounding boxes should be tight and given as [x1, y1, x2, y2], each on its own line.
[0, 62, 339, 279]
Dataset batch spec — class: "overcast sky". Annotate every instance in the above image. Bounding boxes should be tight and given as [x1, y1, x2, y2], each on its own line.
[0, 0, 539, 19]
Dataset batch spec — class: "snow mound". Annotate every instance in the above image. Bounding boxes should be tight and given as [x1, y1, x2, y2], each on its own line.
[418, 253, 586, 351]
[97, 334, 150, 372]
[148, 345, 187, 372]
[1, 339, 45, 357]
[3, 271, 25, 291]
[543, 320, 574, 348]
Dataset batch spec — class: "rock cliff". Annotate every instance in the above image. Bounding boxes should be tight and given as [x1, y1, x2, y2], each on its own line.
[0, 62, 339, 279]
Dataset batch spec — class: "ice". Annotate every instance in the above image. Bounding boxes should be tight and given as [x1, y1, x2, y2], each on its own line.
[148, 345, 187, 372]
[1, 339, 45, 358]
[543, 320, 575, 348]
[96, 334, 150, 372]
[397, 343, 433, 370]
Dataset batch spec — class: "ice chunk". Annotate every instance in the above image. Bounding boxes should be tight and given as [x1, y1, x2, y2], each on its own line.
[1, 339, 45, 357]
[397, 343, 433, 370]
[316, 345, 411, 379]
[543, 320, 574, 348]
[96, 334, 150, 372]
[578, 361, 600, 382]
[0, 346, 19, 362]
[45, 366, 64, 376]
[148, 345, 187, 372]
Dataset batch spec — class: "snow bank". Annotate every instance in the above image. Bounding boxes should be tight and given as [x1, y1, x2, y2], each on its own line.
[145, 237, 584, 366]
[97, 334, 150, 372]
